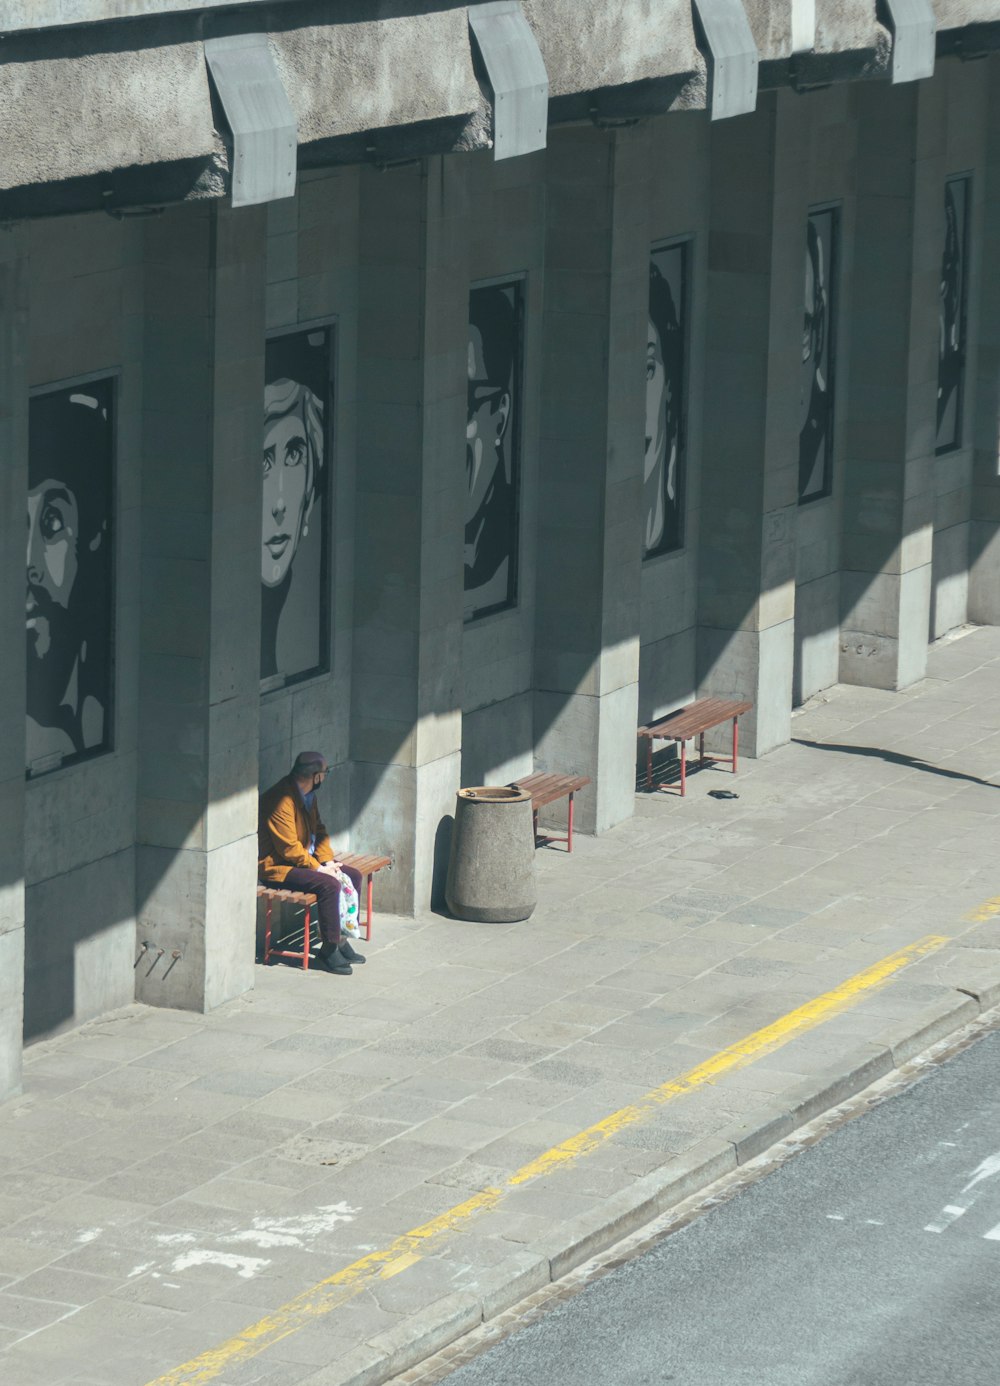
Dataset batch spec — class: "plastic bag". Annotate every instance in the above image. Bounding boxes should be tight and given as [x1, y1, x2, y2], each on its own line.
[338, 873, 361, 939]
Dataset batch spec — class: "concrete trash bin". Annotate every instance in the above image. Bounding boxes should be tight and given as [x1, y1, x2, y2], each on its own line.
[445, 785, 537, 922]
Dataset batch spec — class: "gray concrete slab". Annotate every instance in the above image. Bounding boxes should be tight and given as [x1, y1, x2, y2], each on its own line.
[2, 626, 999, 1386]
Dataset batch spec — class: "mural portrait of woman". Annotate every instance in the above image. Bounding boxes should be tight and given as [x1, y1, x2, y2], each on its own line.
[644, 244, 687, 557]
[799, 208, 838, 503]
[27, 379, 114, 776]
[465, 280, 522, 623]
[936, 175, 970, 455]
[261, 327, 331, 686]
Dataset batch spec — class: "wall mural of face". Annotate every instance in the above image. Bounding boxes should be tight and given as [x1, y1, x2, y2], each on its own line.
[465, 282, 520, 623]
[799, 211, 837, 504]
[261, 329, 331, 686]
[936, 176, 969, 455]
[262, 391, 316, 590]
[26, 383, 113, 773]
[644, 248, 685, 558]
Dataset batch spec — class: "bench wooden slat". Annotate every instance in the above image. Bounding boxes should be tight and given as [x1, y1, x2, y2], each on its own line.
[512, 772, 591, 810]
[639, 698, 752, 743]
[338, 852, 392, 875]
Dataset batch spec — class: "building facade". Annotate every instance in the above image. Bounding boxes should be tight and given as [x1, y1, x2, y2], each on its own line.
[2, 0, 1000, 1100]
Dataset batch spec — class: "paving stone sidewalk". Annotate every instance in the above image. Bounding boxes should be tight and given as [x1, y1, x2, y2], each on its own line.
[3, 626, 1000, 1386]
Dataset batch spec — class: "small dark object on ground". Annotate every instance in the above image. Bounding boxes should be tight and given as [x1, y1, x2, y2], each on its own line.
[708, 789, 740, 800]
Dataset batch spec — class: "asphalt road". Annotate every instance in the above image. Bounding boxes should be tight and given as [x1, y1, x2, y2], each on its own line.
[441, 1027, 1000, 1386]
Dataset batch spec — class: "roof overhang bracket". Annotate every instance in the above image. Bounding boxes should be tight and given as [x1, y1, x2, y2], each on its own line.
[693, 0, 759, 120]
[468, 1, 548, 161]
[204, 33, 297, 207]
[881, 0, 936, 83]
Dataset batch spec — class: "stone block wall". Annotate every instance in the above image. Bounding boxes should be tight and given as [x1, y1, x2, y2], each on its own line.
[23, 212, 144, 1043]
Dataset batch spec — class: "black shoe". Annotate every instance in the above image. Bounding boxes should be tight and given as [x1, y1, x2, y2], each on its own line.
[336, 939, 366, 965]
[315, 944, 352, 975]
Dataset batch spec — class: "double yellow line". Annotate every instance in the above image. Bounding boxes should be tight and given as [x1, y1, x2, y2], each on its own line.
[150, 933, 948, 1385]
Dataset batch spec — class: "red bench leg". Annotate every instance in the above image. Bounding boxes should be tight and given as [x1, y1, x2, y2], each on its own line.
[567, 792, 575, 853]
[364, 873, 374, 943]
[732, 716, 739, 774]
[680, 740, 687, 796]
[264, 897, 273, 965]
[699, 731, 705, 768]
[302, 903, 311, 971]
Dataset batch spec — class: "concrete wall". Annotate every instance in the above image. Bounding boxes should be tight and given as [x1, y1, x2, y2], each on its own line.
[930, 61, 989, 640]
[461, 149, 546, 791]
[2, 47, 1000, 1097]
[639, 113, 709, 727]
[23, 213, 143, 1043]
[791, 85, 856, 705]
[258, 170, 360, 850]
[0, 226, 28, 1097]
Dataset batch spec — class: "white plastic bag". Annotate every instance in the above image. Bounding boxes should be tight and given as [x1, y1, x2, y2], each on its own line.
[338, 873, 361, 939]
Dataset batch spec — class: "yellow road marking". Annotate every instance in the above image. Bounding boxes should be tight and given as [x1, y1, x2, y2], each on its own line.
[967, 895, 1000, 923]
[148, 933, 948, 1386]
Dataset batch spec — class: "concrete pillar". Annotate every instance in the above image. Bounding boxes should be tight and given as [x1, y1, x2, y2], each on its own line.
[839, 82, 935, 688]
[351, 160, 465, 913]
[135, 203, 264, 1011]
[0, 228, 28, 1098]
[533, 126, 645, 835]
[697, 95, 796, 756]
[970, 55, 1000, 624]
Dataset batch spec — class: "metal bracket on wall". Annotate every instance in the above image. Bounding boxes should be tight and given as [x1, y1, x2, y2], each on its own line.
[692, 0, 759, 121]
[881, 0, 936, 84]
[468, 1, 548, 161]
[204, 33, 297, 208]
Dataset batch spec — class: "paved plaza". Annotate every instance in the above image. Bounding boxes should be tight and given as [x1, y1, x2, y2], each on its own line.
[2, 625, 1000, 1386]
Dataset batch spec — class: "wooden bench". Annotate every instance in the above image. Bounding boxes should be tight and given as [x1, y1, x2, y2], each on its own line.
[510, 772, 591, 852]
[258, 852, 391, 969]
[638, 698, 753, 796]
[337, 852, 392, 940]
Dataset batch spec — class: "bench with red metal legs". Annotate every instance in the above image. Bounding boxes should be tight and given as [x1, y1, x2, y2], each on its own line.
[638, 698, 753, 797]
[335, 852, 392, 941]
[259, 853, 391, 970]
[510, 772, 592, 852]
[259, 886, 319, 970]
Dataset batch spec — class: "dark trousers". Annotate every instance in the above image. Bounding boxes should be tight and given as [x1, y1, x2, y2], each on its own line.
[279, 865, 362, 947]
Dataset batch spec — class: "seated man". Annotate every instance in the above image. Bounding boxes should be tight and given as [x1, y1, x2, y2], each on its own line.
[258, 751, 366, 975]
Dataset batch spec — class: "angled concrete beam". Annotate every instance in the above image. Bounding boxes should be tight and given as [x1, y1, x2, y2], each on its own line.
[204, 33, 296, 207]
[469, 1, 548, 160]
[791, 0, 816, 54]
[693, 0, 759, 120]
[884, 0, 936, 83]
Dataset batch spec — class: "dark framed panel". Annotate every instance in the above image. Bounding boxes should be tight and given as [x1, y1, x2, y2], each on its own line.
[936, 174, 971, 456]
[798, 206, 839, 504]
[27, 376, 115, 778]
[465, 278, 523, 623]
[644, 240, 690, 558]
[261, 324, 333, 689]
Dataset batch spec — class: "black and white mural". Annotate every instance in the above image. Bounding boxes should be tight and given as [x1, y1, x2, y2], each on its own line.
[27, 380, 114, 776]
[262, 327, 331, 685]
[799, 207, 838, 504]
[645, 243, 688, 557]
[937, 175, 970, 455]
[465, 280, 522, 622]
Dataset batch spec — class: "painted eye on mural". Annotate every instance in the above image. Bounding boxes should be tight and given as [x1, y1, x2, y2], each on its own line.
[262, 446, 275, 477]
[283, 437, 307, 467]
[40, 502, 67, 542]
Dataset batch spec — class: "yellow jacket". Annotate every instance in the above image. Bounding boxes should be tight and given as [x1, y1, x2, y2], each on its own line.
[258, 775, 334, 883]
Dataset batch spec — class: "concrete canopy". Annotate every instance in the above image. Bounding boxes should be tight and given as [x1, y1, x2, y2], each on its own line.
[0, 29, 218, 192]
